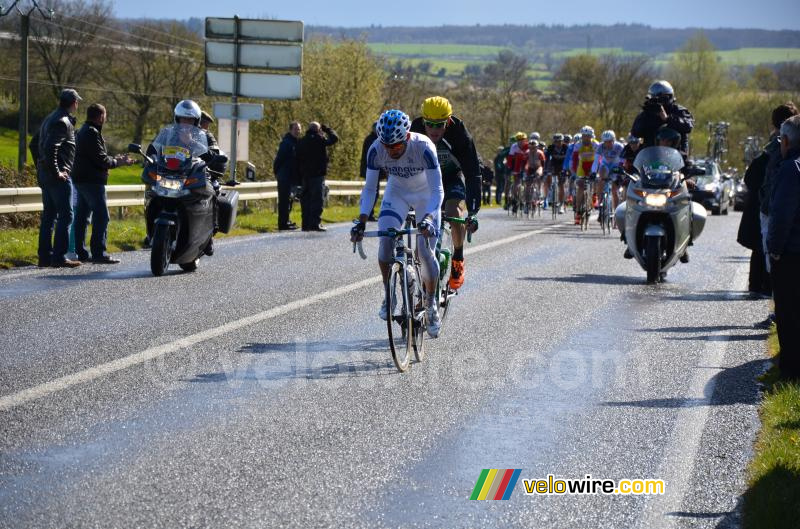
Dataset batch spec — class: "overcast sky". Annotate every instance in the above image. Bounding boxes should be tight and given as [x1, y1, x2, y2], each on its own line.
[112, 0, 799, 30]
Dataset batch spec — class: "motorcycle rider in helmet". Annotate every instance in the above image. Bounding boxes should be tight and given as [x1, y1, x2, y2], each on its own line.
[145, 100, 223, 254]
[631, 80, 694, 157]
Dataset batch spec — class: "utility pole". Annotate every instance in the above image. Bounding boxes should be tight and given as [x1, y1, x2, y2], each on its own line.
[0, 1, 53, 172]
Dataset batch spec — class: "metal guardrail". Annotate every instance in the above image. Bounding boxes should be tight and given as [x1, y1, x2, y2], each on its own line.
[0, 180, 385, 214]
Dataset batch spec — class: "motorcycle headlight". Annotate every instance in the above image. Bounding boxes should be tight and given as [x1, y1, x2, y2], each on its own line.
[644, 193, 668, 207]
[159, 178, 183, 190]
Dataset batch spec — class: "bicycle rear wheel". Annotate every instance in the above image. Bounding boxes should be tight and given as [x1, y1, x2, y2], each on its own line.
[386, 263, 412, 372]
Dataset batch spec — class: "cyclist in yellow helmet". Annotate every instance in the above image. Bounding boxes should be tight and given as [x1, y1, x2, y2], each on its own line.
[410, 96, 480, 291]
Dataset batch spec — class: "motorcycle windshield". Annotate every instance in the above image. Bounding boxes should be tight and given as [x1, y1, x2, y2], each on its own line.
[633, 147, 684, 188]
[151, 124, 208, 172]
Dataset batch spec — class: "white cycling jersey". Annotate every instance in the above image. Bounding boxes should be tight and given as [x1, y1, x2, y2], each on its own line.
[592, 141, 625, 173]
[360, 132, 444, 221]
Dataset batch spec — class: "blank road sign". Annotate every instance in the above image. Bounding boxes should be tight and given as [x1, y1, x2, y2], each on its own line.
[206, 70, 302, 99]
[212, 103, 264, 121]
[205, 18, 303, 42]
[205, 41, 302, 70]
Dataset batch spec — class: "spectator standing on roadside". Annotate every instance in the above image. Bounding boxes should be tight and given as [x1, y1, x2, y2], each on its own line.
[296, 121, 338, 232]
[767, 114, 800, 380]
[359, 121, 382, 221]
[273, 121, 302, 231]
[35, 88, 82, 268]
[493, 144, 509, 205]
[72, 103, 135, 264]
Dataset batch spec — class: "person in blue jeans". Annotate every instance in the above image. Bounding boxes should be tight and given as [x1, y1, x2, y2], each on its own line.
[34, 89, 82, 267]
[72, 103, 135, 263]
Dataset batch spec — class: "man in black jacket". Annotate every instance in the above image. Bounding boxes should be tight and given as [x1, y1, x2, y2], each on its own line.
[273, 121, 302, 230]
[410, 96, 480, 291]
[359, 122, 382, 221]
[36, 88, 82, 268]
[72, 103, 134, 264]
[631, 80, 694, 156]
[296, 121, 338, 231]
[767, 115, 800, 379]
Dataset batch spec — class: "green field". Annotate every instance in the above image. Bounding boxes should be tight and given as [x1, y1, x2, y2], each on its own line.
[368, 43, 508, 57]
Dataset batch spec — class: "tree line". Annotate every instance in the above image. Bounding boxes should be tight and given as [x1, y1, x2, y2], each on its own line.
[0, 1, 797, 183]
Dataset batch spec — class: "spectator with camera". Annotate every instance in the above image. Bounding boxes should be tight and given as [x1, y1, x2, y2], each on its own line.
[631, 80, 694, 156]
[296, 121, 338, 232]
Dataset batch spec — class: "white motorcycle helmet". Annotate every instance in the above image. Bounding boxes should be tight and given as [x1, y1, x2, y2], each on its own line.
[174, 99, 202, 126]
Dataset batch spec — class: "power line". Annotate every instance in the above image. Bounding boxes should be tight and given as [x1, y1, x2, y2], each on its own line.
[34, 17, 201, 61]
[0, 74, 204, 100]
[59, 12, 203, 54]
[122, 19, 204, 49]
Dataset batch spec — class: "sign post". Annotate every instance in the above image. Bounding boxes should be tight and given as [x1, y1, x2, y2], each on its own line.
[204, 17, 303, 184]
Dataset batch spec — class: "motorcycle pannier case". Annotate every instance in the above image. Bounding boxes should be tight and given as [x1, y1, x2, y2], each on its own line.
[217, 189, 239, 234]
[690, 201, 707, 241]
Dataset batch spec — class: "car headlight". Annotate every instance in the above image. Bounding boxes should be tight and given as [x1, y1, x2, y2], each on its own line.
[644, 193, 668, 207]
[703, 183, 717, 192]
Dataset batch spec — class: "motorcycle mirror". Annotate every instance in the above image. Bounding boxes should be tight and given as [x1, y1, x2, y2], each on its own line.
[128, 143, 143, 155]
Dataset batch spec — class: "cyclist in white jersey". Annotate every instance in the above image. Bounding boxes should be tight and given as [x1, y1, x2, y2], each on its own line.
[592, 130, 625, 210]
[351, 109, 444, 338]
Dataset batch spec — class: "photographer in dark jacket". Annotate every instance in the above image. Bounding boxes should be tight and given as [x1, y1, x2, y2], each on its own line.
[72, 103, 135, 264]
[35, 88, 82, 268]
[296, 121, 338, 231]
[273, 121, 302, 230]
[631, 80, 694, 156]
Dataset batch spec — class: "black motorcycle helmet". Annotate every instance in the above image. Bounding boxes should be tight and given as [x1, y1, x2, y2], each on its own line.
[656, 127, 681, 149]
[647, 80, 675, 105]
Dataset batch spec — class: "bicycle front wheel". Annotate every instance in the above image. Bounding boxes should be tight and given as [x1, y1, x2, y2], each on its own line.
[386, 263, 412, 372]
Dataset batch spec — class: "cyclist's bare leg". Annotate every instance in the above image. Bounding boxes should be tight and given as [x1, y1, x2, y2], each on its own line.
[611, 182, 621, 210]
[543, 174, 552, 205]
[446, 198, 466, 251]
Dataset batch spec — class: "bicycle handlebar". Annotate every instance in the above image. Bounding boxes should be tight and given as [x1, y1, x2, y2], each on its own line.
[442, 216, 475, 243]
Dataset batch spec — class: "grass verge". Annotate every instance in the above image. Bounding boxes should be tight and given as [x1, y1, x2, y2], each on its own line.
[743, 325, 800, 529]
[0, 203, 363, 269]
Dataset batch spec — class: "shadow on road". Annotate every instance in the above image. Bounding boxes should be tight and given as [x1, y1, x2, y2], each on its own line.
[600, 358, 770, 408]
[663, 290, 753, 302]
[665, 333, 769, 342]
[638, 325, 756, 333]
[519, 274, 641, 286]
[182, 340, 398, 383]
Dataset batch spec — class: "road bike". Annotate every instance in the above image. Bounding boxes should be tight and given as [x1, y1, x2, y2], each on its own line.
[354, 213, 426, 372]
[436, 215, 473, 334]
[598, 177, 614, 235]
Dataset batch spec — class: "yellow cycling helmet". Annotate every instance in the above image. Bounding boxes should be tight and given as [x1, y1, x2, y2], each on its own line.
[422, 96, 453, 121]
[514, 131, 527, 141]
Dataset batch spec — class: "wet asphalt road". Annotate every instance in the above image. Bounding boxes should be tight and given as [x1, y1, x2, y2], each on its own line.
[0, 207, 769, 528]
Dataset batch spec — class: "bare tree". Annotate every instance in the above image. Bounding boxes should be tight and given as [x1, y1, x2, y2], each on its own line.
[555, 54, 652, 134]
[667, 32, 727, 111]
[30, 0, 111, 98]
[477, 50, 530, 145]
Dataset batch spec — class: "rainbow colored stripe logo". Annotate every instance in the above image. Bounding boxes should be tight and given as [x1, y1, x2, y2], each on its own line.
[469, 469, 522, 500]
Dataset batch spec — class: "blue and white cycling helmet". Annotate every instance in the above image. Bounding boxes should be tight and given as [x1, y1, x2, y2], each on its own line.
[377, 109, 411, 144]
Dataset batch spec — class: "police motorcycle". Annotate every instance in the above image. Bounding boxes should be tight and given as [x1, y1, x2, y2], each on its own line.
[614, 146, 706, 283]
[129, 122, 238, 276]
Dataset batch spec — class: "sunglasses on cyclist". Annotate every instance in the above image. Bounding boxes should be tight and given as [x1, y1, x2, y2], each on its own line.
[423, 119, 447, 129]
[382, 141, 407, 154]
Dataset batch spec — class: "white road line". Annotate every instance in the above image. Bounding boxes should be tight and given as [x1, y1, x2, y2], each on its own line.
[637, 266, 748, 529]
[0, 222, 562, 411]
